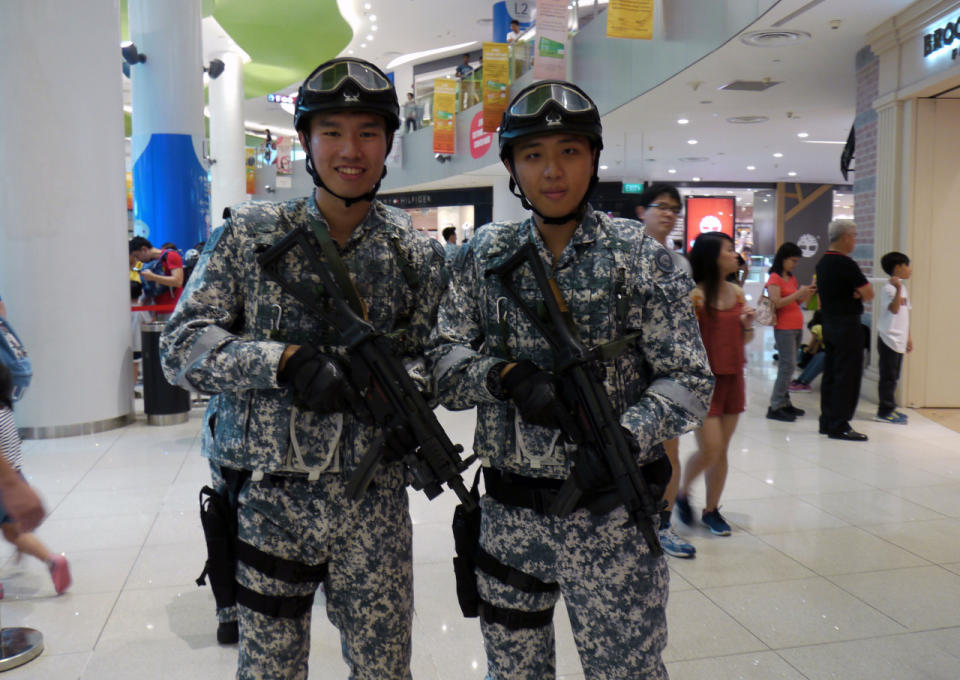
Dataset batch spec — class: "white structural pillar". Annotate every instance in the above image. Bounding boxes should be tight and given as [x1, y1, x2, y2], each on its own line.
[209, 51, 247, 225]
[491, 178, 529, 224]
[0, 0, 131, 436]
[128, 0, 209, 249]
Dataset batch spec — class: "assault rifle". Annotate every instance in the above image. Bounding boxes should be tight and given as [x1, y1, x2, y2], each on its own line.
[259, 225, 476, 510]
[486, 241, 663, 555]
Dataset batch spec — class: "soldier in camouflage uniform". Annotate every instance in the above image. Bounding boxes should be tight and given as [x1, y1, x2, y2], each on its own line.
[430, 81, 714, 679]
[161, 58, 446, 680]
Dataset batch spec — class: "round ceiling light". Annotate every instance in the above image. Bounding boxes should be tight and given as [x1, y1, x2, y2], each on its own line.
[726, 115, 769, 124]
[740, 30, 812, 47]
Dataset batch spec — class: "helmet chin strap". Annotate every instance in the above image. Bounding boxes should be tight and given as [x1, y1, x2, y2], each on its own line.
[304, 147, 387, 208]
[506, 158, 599, 226]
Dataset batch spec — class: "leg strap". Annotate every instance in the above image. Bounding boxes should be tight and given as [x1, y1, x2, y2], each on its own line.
[478, 601, 554, 631]
[235, 583, 315, 620]
[236, 540, 328, 584]
[475, 547, 558, 594]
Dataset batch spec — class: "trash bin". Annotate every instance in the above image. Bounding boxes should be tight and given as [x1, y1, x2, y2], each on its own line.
[140, 322, 190, 425]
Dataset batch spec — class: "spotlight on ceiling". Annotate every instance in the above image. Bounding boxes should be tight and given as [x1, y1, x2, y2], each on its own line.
[121, 41, 147, 66]
[205, 58, 225, 79]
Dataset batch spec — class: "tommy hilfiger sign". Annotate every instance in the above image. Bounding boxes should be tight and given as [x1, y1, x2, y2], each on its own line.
[923, 16, 960, 59]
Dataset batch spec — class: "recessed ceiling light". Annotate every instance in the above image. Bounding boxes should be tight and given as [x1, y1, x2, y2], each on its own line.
[692, 177, 701, 181]
[668, 169, 677, 174]
[364, 2, 372, 8]
[746, 165, 756, 170]
[687, 139, 698, 145]
[797, 132, 809, 138]
[372, 25, 378, 31]
[360, 43, 367, 48]
[348, 49, 354, 54]
[788, 171, 797, 176]
[369, 14, 377, 21]
[773, 152, 783, 158]
[366, 34, 373, 41]
[599, 165, 608, 170]
[677, 118, 689, 125]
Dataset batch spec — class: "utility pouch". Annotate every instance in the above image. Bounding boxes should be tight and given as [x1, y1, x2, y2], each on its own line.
[197, 485, 238, 610]
[451, 469, 482, 617]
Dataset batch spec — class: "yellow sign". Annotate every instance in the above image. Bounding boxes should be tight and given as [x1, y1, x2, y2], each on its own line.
[433, 78, 457, 155]
[607, 0, 654, 40]
[245, 148, 257, 195]
[482, 42, 510, 133]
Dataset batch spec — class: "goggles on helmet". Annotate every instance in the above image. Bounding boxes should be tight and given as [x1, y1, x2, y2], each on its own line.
[302, 59, 393, 95]
[507, 83, 595, 118]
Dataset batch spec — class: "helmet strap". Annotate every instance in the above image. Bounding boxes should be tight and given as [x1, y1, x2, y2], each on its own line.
[505, 156, 599, 226]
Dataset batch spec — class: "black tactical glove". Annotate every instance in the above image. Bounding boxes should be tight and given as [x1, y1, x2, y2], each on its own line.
[279, 345, 360, 415]
[381, 422, 416, 464]
[569, 431, 672, 501]
[500, 360, 567, 430]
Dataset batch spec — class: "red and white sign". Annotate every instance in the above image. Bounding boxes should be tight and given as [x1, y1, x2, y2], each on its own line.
[469, 112, 494, 159]
[684, 196, 735, 251]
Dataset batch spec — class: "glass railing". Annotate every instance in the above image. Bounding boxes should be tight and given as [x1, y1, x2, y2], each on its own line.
[404, 40, 535, 133]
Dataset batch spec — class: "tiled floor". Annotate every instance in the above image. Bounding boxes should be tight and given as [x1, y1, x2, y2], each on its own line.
[6, 331, 960, 679]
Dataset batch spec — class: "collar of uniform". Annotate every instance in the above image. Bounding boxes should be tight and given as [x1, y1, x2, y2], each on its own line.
[306, 192, 388, 251]
[525, 205, 601, 267]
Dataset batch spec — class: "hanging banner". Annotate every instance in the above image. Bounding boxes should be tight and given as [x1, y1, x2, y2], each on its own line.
[534, 0, 569, 80]
[482, 42, 510, 133]
[433, 78, 457, 155]
[245, 148, 257, 195]
[276, 136, 292, 175]
[607, 0, 655, 40]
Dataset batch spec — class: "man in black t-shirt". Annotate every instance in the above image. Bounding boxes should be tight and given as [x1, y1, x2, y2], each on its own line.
[814, 220, 874, 441]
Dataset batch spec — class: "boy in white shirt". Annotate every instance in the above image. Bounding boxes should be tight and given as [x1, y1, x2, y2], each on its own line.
[876, 251, 912, 424]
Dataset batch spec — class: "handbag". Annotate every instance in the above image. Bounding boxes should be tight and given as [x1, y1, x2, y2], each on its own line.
[755, 289, 777, 327]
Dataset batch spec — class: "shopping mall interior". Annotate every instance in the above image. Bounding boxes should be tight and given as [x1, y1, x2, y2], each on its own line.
[0, 0, 959, 678]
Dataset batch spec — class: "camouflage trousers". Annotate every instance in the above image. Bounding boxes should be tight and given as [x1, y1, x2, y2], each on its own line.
[478, 495, 669, 680]
[236, 474, 413, 680]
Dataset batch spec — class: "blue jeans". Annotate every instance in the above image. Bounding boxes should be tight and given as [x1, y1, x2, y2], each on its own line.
[796, 351, 825, 385]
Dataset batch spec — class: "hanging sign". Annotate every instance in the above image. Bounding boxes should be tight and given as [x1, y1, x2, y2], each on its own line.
[433, 78, 457, 155]
[482, 42, 510, 133]
[607, 0, 655, 40]
[534, 0, 569, 80]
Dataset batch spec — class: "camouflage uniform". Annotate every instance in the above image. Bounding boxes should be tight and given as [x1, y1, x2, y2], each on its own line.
[161, 194, 445, 680]
[430, 209, 713, 680]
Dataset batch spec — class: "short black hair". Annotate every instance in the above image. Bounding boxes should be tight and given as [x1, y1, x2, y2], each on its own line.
[442, 226, 457, 242]
[636, 183, 681, 209]
[131, 280, 143, 300]
[880, 251, 910, 275]
[161, 242, 179, 251]
[129, 236, 152, 253]
[511, 19, 520, 26]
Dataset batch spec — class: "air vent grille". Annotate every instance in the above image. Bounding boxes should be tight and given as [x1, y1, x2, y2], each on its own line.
[740, 30, 811, 47]
[727, 115, 770, 124]
[719, 80, 781, 92]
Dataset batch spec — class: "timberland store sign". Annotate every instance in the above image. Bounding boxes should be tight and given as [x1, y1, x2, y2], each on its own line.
[923, 15, 960, 60]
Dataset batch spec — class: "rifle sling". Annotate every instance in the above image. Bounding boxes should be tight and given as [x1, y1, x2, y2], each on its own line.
[307, 216, 368, 321]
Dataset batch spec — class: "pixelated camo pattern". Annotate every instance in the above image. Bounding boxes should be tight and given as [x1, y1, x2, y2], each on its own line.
[236, 476, 412, 680]
[160, 195, 446, 481]
[429, 208, 713, 478]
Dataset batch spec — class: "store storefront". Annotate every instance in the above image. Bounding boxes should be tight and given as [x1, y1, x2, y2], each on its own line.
[380, 186, 493, 244]
[865, 0, 960, 407]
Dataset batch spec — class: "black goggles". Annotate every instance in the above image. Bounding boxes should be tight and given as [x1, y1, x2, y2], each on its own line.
[508, 83, 593, 117]
[304, 61, 392, 94]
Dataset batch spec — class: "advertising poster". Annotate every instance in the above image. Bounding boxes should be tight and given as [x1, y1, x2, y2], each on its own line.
[276, 136, 292, 175]
[433, 78, 457, 155]
[482, 42, 510, 133]
[534, 0, 569, 80]
[245, 148, 257, 195]
[606, 0, 655, 40]
[684, 196, 735, 251]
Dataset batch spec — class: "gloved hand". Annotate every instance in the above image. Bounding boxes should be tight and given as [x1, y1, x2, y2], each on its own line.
[500, 360, 567, 430]
[381, 422, 416, 463]
[279, 345, 360, 415]
[570, 431, 672, 501]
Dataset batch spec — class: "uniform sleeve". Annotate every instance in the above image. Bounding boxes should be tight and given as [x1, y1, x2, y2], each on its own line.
[620, 257, 714, 461]
[428, 246, 507, 410]
[159, 222, 288, 394]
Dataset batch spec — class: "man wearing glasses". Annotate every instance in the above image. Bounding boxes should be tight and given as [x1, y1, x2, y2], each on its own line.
[161, 58, 446, 679]
[431, 81, 712, 679]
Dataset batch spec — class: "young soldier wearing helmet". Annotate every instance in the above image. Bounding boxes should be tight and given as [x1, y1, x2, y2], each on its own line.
[161, 58, 446, 679]
[430, 81, 713, 678]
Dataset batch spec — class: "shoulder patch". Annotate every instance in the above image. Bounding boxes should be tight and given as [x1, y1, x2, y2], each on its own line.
[655, 247, 675, 273]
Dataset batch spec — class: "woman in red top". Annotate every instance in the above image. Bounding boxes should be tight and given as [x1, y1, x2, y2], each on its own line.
[676, 233, 754, 537]
[765, 243, 816, 422]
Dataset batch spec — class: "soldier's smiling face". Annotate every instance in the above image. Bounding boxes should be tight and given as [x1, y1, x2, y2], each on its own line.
[300, 112, 389, 200]
[507, 133, 595, 222]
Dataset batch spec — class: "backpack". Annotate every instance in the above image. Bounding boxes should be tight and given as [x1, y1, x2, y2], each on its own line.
[0, 316, 31, 402]
[141, 249, 172, 300]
